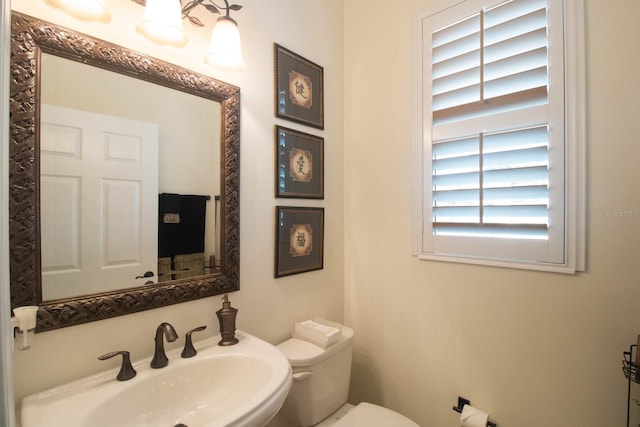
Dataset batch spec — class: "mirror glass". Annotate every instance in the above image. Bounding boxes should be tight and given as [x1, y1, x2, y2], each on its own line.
[9, 13, 241, 331]
[40, 54, 221, 300]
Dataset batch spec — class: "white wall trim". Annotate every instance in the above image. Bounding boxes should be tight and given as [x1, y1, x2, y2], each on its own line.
[1, 0, 17, 425]
[564, 0, 587, 272]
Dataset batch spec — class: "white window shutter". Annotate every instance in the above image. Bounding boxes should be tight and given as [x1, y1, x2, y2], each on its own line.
[420, 0, 572, 266]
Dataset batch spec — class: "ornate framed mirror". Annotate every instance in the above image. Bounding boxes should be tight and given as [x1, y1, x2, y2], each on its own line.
[9, 12, 240, 331]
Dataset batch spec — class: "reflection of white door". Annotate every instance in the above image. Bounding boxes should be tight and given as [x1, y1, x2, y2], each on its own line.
[40, 104, 159, 300]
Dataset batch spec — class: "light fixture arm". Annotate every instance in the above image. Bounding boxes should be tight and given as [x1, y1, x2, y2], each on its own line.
[132, 0, 243, 27]
[183, 0, 242, 26]
[130, 0, 245, 67]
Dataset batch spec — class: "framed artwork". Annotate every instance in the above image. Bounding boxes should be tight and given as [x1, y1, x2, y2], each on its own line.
[275, 206, 324, 278]
[274, 43, 324, 129]
[276, 125, 324, 199]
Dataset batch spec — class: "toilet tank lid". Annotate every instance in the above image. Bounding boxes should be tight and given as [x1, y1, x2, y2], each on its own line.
[334, 403, 420, 427]
[277, 326, 354, 367]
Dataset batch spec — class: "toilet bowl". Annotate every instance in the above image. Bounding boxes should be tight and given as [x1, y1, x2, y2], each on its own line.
[276, 321, 419, 427]
[331, 402, 419, 426]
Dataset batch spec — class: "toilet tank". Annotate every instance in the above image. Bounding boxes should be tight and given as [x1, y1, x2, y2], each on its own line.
[277, 325, 354, 427]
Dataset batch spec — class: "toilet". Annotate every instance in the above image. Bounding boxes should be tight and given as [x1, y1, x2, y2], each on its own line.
[276, 322, 419, 427]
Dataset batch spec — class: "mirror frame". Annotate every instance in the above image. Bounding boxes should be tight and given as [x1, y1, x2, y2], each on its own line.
[9, 12, 240, 332]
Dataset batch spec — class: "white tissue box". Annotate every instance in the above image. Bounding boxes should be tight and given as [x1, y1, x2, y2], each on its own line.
[293, 318, 342, 348]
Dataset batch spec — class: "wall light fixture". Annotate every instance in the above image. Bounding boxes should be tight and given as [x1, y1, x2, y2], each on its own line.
[44, 0, 245, 69]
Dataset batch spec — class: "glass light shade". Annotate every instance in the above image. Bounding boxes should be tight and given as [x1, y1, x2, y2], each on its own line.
[136, 0, 187, 47]
[45, 0, 111, 22]
[205, 17, 245, 69]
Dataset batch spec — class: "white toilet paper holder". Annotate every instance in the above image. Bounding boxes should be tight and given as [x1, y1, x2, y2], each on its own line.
[452, 396, 497, 427]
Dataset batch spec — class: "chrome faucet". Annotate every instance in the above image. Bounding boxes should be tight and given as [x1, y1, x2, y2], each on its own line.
[150, 322, 178, 369]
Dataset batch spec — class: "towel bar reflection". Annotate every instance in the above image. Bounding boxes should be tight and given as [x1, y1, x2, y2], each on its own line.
[160, 192, 216, 201]
[452, 396, 496, 427]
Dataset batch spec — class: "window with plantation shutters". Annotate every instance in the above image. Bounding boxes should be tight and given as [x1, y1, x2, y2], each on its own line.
[415, 0, 586, 272]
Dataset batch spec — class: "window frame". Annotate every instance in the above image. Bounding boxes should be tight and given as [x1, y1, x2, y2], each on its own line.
[413, 0, 586, 273]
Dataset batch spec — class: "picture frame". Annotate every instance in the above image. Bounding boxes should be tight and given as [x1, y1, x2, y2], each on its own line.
[275, 125, 324, 199]
[274, 43, 324, 129]
[275, 206, 324, 278]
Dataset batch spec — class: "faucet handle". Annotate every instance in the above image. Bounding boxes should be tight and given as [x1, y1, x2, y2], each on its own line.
[98, 350, 137, 381]
[181, 325, 207, 358]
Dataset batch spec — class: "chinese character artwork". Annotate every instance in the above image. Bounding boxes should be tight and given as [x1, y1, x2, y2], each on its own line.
[289, 148, 313, 183]
[288, 70, 313, 109]
[289, 224, 313, 257]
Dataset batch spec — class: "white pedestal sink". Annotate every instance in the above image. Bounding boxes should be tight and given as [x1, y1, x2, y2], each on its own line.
[20, 331, 292, 427]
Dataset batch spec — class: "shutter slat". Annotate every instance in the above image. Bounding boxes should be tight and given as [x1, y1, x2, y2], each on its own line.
[433, 154, 479, 176]
[433, 171, 479, 191]
[484, 0, 546, 30]
[484, 47, 547, 82]
[483, 146, 549, 171]
[432, 13, 479, 49]
[433, 28, 480, 63]
[433, 84, 481, 112]
[435, 169, 549, 192]
[484, 166, 549, 188]
[433, 136, 478, 159]
[433, 49, 480, 80]
[485, 67, 547, 100]
[433, 188, 480, 206]
[484, 8, 547, 46]
[484, 205, 548, 224]
[433, 206, 479, 223]
[433, 65, 480, 96]
[483, 185, 548, 206]
[484, 27, 548, 64]
[483, 125, 548, 153]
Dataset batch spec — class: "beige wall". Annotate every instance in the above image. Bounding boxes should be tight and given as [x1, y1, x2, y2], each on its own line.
[9, 0, 640, 425]
[10, 0, 345, 405]
[344, 0, 640, 426]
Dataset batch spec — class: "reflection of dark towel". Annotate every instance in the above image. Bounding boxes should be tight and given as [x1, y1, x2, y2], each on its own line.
[158, 193, 207, 258]
[175, 195, 207, 255]
[158, 193, 180, 258]
[159, 193, 180, 216]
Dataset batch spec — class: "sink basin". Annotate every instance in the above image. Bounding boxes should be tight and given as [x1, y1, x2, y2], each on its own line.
[20, 331, 292, 427]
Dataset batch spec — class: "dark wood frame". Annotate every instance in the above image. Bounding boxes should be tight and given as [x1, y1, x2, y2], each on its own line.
[274, 43, 324, 129]
[275, 206, 324, 278]
[9, 12, 241, 332]
[275, 125, 324, 199]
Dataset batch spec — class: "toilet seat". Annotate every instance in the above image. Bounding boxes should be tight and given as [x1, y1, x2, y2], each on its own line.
[333, 402, 420, 427]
